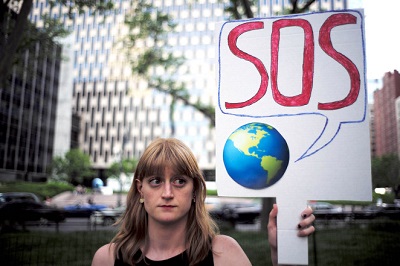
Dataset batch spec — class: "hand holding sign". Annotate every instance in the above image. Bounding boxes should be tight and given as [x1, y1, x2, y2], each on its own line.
[216, 10, 371, 265]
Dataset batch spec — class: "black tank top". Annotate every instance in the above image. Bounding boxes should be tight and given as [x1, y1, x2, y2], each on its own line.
[114, 249, 214, 266]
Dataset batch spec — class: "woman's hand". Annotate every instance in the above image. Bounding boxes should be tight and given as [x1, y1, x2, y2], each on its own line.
[296, 205, 315, 237]
[267, 204, 315, 266]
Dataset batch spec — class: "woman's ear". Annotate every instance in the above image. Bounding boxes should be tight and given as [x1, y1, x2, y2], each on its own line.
[136, 179, 143, 194]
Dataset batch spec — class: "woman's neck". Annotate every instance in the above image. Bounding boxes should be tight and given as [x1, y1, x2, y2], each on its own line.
[144, 220, 188, 260]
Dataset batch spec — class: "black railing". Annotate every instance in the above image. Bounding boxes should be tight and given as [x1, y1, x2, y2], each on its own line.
[1, 218, 400, 266]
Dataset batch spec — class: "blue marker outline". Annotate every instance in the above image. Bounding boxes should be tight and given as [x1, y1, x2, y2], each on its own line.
[217, 10, 367, 162]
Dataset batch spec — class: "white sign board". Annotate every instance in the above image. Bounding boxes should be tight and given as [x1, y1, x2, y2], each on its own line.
[215, 10, 371, 265]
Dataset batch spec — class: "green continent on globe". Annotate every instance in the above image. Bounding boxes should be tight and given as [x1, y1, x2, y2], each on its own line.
[228, 123, 270, 158]
[260, 155, 283, 184]
[223, 122, 289, 189]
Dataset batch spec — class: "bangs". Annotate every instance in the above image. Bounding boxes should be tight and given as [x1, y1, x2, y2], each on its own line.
[136, 139, 198, 180]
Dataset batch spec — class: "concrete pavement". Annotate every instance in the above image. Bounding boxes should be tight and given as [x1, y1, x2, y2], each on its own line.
[50, 191, 127, 208]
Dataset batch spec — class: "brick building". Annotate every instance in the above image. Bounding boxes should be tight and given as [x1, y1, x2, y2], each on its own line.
[373, 70, 400, 157]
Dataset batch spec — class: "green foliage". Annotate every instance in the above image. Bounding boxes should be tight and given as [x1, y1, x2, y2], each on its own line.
[0, 181, 74, 200]
[372, 190, 395, 204]
[124, 1, 180, 75]
[0, 0, 115, 84]
[124, 0, 215, 127]
[221, 0, 256, 20]
[206, 189, 218, 196]
[222, 0, 317, 19]
[106, 158, 138, 179]
[371, 154, 400, 198]
[48, 149, 94, 185]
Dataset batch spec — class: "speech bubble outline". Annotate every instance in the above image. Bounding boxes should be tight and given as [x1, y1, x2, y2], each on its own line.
[217, 10, 367, 162]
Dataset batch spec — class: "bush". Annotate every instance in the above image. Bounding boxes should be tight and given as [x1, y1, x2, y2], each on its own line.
[0, 181, 74, 201]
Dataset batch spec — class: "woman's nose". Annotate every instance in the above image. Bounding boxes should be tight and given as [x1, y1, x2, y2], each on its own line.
[161, 183, 174, 199]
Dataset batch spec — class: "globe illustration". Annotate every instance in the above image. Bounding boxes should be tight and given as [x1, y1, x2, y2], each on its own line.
[223, 122, 290, 189]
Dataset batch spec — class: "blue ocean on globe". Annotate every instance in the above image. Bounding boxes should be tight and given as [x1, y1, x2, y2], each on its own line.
[223, 122, 290, 189]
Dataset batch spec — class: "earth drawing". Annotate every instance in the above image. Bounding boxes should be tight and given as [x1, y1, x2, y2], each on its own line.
[223, 122, 290, 189]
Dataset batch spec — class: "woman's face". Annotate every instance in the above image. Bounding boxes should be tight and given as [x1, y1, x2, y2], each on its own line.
[137, 166, 194, 226]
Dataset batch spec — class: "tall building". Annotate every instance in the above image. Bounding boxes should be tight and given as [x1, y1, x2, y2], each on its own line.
[53, 36, 75, 157]
[373, 70, 400, 157]
[0, 21, 62, 182]
[29, 0, 350, 181]
[395, 97, 400, 158]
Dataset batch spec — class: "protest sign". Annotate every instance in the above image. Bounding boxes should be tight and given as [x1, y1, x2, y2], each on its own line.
[215, 10, 371, 264]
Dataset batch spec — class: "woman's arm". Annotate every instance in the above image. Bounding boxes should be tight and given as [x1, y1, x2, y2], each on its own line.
[268, 204, 315, 266]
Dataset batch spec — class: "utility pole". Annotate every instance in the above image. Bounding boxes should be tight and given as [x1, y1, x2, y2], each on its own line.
[117, 131, 129, 207]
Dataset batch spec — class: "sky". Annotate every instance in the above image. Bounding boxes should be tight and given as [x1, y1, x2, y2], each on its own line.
[348, 0, 400, 101]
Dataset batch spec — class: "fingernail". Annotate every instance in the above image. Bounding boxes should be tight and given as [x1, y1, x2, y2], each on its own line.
[302, 213, 307, 218]
[297, 224, 301, 229]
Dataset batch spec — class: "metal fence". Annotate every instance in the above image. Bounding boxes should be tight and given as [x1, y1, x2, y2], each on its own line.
[0, 218, 115, 266]
[1, 218, 399, 266]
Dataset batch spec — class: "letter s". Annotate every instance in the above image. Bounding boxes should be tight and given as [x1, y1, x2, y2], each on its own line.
[318, 13, 360, 110]
[225, 22, 269, 109]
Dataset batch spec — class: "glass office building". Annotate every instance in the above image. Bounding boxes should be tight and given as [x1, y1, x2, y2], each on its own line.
[29, 0, 348, 178]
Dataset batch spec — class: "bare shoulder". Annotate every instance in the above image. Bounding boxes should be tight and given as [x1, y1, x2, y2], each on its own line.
[92, 243, 115, 266]
[212, 235, 251, 266]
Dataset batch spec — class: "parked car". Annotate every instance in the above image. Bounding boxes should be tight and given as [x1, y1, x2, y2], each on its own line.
[0, 192, 41, 207]
[209, 202, 261, 226]
[90, 206, 126, 226]
[63, 203, 108, 218]
[0, 200, 66, 230]
[353, 203, 400, 219]
[308, 201, 343, 219]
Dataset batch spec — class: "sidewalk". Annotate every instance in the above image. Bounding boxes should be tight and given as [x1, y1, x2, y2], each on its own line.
[50, 191, 127, 208]
[50, 191, 254, 209]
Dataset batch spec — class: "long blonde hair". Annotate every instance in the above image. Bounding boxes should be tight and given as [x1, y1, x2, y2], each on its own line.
[111, 138, 219, 265]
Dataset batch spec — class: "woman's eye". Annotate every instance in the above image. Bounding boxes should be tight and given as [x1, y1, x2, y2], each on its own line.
[173, 178, 187, 186]
[149, 178, 161, 186]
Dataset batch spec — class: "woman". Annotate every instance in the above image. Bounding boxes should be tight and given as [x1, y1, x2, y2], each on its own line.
[92, 138, 315, 266]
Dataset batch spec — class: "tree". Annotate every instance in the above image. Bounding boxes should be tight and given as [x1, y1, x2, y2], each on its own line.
[123, 0, 215, 129]
[223, 0, 316, 19]
[48, 149, 94, 185]
[0, 0, 114, 84]
[123, 0, 317, 129]
[106, 157, 137, 206]
[371, 155, 400, 199]
[106, 158, 138, 179]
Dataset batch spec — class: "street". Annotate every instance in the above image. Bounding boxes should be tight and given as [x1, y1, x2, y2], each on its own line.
[25, 217, 117, 232]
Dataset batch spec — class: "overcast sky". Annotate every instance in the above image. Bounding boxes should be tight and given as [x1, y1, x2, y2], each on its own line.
[348, 0, 400, 100]
[349, 0, 400, 79]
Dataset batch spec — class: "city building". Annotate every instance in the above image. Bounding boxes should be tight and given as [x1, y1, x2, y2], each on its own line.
[28, 0, 350, 181]
[373, 70, 400, 157]
[0, 19, 62, 182]
[53, 36, 75, 157]
[395, 96, 400, 158]
[259, 0, 348, 17]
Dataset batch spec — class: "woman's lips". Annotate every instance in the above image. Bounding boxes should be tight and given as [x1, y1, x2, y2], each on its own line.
[160, 205, 175, 209]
